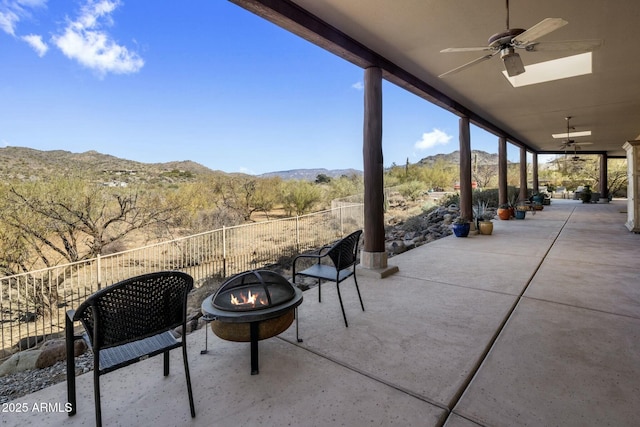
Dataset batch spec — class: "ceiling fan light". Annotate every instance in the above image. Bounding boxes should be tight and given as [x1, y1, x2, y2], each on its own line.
[552, 130, 592, 139]
[501, 48, 525, 77]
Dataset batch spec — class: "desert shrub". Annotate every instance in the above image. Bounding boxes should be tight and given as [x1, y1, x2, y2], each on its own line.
[438, 192, 459, 207]
[472, 188, 499, 208]
[397, 181, 425, 201]
[195, 207, 244, 231]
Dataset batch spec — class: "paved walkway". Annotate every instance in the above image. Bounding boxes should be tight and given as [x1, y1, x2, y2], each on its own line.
[3, 199, 640, 426]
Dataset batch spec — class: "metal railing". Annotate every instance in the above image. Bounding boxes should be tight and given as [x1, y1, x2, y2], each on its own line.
[0, 204, 364, 355]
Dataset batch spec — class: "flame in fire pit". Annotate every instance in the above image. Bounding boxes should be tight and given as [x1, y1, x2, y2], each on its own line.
[230, 289, 269, 308]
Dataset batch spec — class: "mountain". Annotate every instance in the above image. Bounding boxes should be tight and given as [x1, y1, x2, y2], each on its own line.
[259, 168, 362, 181]
[417, 150, 504, 166]
[0, 146, 362, 183]
[0, 146, 217, 183]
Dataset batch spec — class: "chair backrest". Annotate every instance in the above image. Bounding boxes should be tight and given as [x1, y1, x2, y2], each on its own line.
[73, 271, 193, 350]
[328, 230, 363, 271]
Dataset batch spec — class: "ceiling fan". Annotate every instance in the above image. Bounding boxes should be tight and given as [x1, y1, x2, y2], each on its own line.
[438, 0, 602, 78]
[558, 116, 592, 152]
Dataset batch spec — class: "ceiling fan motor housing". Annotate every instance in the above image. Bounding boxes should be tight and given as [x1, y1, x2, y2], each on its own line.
[488, 28, 526, 47]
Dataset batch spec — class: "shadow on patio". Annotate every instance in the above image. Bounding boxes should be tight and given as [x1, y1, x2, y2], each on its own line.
[3, 199, 640, 427]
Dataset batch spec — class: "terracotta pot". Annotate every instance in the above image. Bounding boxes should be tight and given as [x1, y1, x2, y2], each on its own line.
[497, 208, 511, 220]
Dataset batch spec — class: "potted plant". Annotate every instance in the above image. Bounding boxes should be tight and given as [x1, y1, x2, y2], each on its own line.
[515, 205, 528, 219]
[473, 200, 489, 230]
[452, 216, 470, 237]
[497, 203, 511, 220]
[532, 193, 545, 204]
[478, 212, 494, 235]
[531, 193, 545, 210]
[580, 185, 592, 203]
[507, 194, 519, 218]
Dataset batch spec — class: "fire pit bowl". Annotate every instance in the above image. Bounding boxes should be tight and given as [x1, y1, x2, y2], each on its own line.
[201, 269, 303, 374]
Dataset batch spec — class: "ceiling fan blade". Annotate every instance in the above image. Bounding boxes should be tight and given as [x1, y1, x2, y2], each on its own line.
[440, 47, 493, 53]
[573, 142, 593, 146]
[512, 17, 568, 45]
[525, 39, 603, 52]
[438, 52, 497, 78]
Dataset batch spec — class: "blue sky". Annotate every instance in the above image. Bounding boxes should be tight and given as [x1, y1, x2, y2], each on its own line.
[1, 0, 518, 175]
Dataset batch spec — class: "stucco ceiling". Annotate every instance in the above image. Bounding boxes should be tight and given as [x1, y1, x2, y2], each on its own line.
[231, 0, 640, 157]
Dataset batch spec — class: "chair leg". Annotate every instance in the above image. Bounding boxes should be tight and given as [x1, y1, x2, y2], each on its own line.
[353, 274, 365, 312]
[182, 343, 196, 418]
[94, 364, 102, 427]
[164, 350, 170, 376]
[336, 282, 349, 327]
[318, 279, 322, 303]
[295, 307, 303, 343]
[65, 316, 76, 417]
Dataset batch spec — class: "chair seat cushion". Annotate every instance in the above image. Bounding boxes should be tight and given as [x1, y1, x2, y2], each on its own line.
[97, 331, 180, 373]
[297, 264, 354, 282]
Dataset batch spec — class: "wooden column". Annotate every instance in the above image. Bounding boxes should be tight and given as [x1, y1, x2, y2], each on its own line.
[600, 153, 609, 202]
[519, 147, 528, 202]
[459, 117, 472, 221]
[361, 66, 395, 275]
[532, 153, 539, 194]
[498, 136, 508, 206]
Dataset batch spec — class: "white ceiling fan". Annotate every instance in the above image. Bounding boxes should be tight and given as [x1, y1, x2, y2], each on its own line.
[438, 0, 602, 78]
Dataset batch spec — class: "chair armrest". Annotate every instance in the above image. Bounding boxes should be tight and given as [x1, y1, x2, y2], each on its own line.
[294, 253, 323, 261]
[65, 310, 86, 342]
[318, 245, 333, 256]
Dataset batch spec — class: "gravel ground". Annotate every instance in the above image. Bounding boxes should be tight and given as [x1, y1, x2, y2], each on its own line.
[0, 352, 93, 404]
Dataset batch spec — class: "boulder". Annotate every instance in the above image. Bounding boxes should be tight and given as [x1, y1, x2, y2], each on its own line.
[387, 240, 407, 255]
[35, 339, 87, 369]
[0, 350, 42, 376]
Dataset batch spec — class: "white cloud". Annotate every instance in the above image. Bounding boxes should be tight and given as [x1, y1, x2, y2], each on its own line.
[22, 33, 48, 56]
[351, 81, 364, 90]
[52, 0, 144, 76]
[414, 128, 453, 150]
[0, 9, 19, 35]
[0, 0, 47, 36]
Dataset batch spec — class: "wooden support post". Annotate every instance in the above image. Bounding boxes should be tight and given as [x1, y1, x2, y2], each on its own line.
[532, 152, 539, 194]
[361, 66, 396, 276]
[498, 136, 508, 206]
[519, 147, 528, 202]
[459, 117, 472, 221]
[600, 153, 609, 201]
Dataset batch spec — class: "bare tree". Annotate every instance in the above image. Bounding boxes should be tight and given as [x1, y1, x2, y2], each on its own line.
[2, 179, 178, 271]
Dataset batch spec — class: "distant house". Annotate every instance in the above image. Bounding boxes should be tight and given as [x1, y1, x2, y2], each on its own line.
[102, 181, 128, 187]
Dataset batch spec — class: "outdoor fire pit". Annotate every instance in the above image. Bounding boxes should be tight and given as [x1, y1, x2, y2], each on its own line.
[201, 269, 303, 374]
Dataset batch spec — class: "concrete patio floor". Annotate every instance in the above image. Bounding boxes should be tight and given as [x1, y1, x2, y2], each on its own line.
[3, 199, 640, 427]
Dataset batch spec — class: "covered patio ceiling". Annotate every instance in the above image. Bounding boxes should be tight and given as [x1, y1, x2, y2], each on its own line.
[230, 0, 640, 158]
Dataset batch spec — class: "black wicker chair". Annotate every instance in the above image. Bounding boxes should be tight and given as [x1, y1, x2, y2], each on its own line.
[66, 271, 196, 427]
[292, 229, 364, 327]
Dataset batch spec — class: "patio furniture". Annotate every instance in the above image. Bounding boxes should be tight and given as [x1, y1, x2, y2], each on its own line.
[292, 229, 364, 327]
[66, 271, 196, 427]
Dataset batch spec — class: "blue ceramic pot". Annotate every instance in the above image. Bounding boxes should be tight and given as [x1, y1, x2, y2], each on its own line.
[452, 223, 470, 237]
[515, 210, 526, 219]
